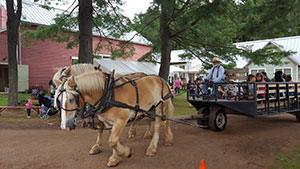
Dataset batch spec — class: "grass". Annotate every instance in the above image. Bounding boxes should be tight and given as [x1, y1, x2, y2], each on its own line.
[172, 91, 197, 116]
[0, 93, 31, 106]
[270, 144, 300, 169]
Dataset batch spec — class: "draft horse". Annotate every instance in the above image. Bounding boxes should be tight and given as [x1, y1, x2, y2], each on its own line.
[52, 64, 153, 155]
[54, 71, 174, 167]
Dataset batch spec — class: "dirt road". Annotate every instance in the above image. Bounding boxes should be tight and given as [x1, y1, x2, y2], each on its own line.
[0, 114, 300, 169]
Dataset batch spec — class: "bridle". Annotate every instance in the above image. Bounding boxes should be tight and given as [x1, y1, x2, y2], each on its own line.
[55, 72, 111, 120]
[56, 80, 86, 117]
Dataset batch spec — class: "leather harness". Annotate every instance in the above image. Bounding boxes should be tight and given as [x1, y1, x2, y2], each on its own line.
[56, 71, 174, 123]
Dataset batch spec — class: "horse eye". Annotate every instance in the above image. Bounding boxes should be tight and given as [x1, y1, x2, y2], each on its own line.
[69, 98, 75, 103]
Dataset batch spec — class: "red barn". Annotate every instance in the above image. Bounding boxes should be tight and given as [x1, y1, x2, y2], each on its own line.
[0, 0, 152, 91]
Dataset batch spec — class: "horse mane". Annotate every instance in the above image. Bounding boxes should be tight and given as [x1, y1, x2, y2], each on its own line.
[72, 71, 105, 94]
[70, 64, 95, 76]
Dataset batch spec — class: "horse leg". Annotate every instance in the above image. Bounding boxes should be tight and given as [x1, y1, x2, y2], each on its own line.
[164, 100, 174, 146]
[143, 119, 153, 139]
[107, 119, 132, 167]
[89, 122, 104, 155]
[128, 121, 136, 138]
[146, 105, 163, 157]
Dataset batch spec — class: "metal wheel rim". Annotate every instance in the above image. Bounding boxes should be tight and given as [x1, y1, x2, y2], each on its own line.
[216, 112, 225, 128]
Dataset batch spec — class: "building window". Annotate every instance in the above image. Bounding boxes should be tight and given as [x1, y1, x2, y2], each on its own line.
[249, 68, 266, 75]
[274, 67, 292, 75]
[93, 54, 111, 59]
[179, 65, 185, 69]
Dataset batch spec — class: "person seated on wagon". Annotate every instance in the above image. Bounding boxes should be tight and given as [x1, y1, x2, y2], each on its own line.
[202, 57, 225, 95]
[262, 72, 271, 82]
[247, 74, 256, 100]
[256, 72, 266, 98]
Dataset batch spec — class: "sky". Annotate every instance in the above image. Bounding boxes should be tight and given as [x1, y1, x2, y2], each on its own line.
[122, 0, 152, 19]
[30, 0, 153, 20]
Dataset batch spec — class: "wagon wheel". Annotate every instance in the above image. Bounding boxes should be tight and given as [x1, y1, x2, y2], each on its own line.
[196, 108, 209, 129]
[209, 109, 227, 131]
[296, 112, 300, 122]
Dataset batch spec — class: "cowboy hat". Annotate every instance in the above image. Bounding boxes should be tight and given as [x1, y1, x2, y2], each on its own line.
[212, 57, 221, 63]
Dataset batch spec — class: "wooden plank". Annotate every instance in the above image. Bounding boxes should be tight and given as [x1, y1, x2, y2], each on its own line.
[257, 89, 293, 94]
[227, 68, 248, 74]
[257, 84, 296, 88]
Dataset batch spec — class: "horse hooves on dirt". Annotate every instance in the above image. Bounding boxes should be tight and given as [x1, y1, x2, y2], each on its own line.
[88, 145, 102, 155]
[143, 132, 153, 139]
[126, 148, 132, 158]
[106, 161, 119, 167]
[163, 140, 174, 147]
[145, 149, 156, 157]
[128, 133, 136, 139]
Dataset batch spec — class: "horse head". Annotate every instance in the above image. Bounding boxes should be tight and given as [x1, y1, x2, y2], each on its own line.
[54, 72, 105, 131]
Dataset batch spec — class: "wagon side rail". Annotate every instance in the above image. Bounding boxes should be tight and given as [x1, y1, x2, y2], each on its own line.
[187, 81, 300, 117]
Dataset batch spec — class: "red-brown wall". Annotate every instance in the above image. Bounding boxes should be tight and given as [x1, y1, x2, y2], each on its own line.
[0, 6, 7, 29]
[0, 27, 151, 90]
[0, 31, 8, 62]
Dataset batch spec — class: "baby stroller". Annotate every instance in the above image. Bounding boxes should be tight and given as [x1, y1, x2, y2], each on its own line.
[38, 93, 58, 120]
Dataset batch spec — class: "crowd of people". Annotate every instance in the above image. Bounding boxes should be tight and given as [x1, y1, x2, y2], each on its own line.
[185, 57, 296, 101]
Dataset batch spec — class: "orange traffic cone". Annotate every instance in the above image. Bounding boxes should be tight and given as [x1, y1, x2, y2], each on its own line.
[199, 160, 206, 169]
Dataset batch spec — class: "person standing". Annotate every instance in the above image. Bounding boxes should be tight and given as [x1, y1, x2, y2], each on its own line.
[26, 98, 32, 119]
[202, 57, 225, 94]
[174, 77, 181, 95]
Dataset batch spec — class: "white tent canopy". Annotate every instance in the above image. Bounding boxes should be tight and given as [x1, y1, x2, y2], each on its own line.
[94, 59, 160, 75]
[185, 64, 203, 73]
[94, 59, 187, 75]
[169, 66, 186, 73]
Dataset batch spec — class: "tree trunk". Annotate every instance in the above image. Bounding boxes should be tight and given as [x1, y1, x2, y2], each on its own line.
[6, 0, 22, 106]
[159, 2, 172, 81]
[78, 0, 93, 64]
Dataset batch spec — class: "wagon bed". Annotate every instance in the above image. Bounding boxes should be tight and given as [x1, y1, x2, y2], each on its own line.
[187, 82, 300, 131]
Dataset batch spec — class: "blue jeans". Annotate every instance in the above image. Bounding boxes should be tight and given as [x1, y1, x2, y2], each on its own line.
[27, 108, 31, 116]
[202, 80, 224, 95]
[175, 87, 180, 95]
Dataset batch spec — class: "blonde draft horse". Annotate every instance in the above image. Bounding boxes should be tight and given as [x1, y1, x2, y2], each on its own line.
[52, 64, 154, 154]
[55, 71, 174, 167]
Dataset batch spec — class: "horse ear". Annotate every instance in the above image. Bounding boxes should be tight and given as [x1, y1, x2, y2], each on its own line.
[53, 79, 62, 86]
[53, 67, 61, 73]
[64, 67, 71, 76]
[68, 75, 76, 87]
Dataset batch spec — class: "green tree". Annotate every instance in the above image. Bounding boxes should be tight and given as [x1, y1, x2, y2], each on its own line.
[23, 0, 132, 62]
[6, 0, 22, 106]
[132, 0, 295, 75]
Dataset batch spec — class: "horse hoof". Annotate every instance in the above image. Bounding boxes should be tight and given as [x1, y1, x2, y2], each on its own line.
[126, 148, 132, 158]
[106, 161, 119, 167]
[164, 140, 174, 147]
[145, 150, 156, 157]
[143, 132, 153, 139]
[89, 145, 101, 155]
[128, 133, 136, 139]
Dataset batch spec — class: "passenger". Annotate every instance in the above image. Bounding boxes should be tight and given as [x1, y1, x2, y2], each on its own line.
[285, 75, 294, 82]
[219, 77, 230, 99]
[285, 75, 294, 96]
[256, 72, 266, 98]
[275, 71, 284, 82]
[202, 57, 225, 95]
[262, 72, 271, 82]
[188, 81, 196, 100]
[230, 73, 244, 95]
[274, 71, 285, 97]
[247, 74, 256, 100]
